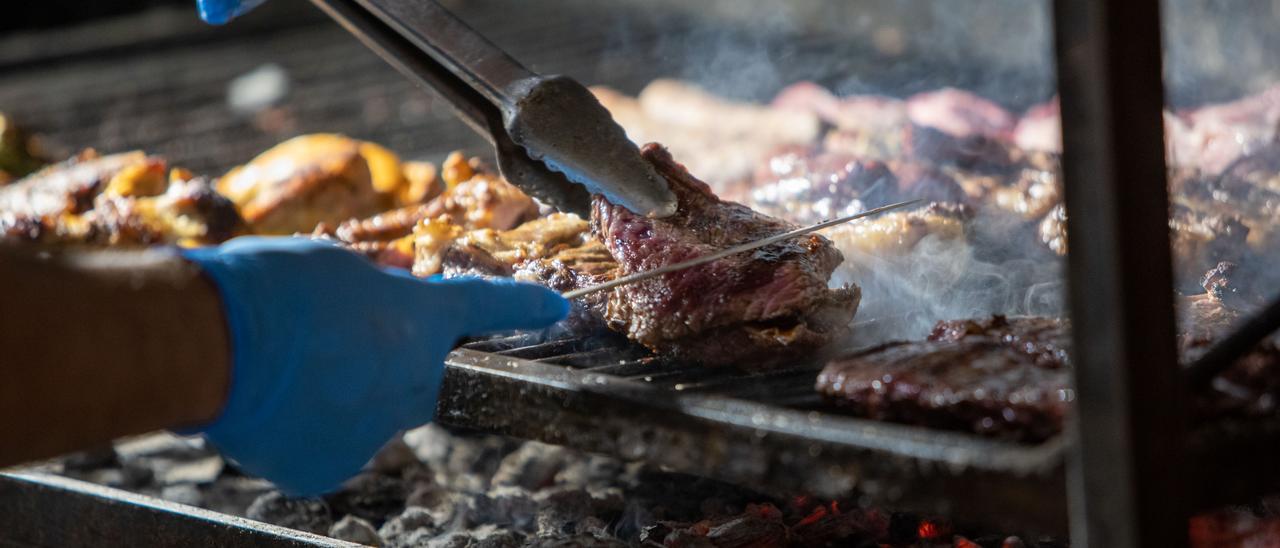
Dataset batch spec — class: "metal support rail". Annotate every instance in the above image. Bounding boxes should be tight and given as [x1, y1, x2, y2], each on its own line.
[0, 473, 358, 548]
[1052, 1, 1188, 546]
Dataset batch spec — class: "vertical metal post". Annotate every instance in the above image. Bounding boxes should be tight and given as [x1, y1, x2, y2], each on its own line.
[1051, 1, 1188, 547]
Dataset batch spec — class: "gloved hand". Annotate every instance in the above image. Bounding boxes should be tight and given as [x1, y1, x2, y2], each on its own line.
[181, 237, 568, 495]
[197, 0, 268, 24]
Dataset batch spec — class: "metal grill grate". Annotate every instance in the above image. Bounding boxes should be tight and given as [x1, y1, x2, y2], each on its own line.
[439, 331, 1072, 535]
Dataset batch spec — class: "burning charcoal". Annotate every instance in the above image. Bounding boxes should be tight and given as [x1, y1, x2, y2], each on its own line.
[1000, 537, 1028, 548]
[422, 531, 472, 548]
[379, 506, 440, 545]
[154, 455, 224, 485]
[655, 530, 716, 548]
[703, 512, 788, 546]
[465, 486, 538, 530]
[327, 472, 408, 525]
[406, 481, 451, 510]
[790, 504, 889, 546]
[953, 536, 983, 548]
[201, 476, 275, 516]
[329, 515, 382, 546]
[246, 491, 333, 535]
[467, 524, 526, 548]
[160, 484, 204, 507]
[403, 425, 521, 491]
[61, 445, 118, 471]
[553, 455, 626, 490]
[367, 436, 427, 477]
[490, 441, 573, 490]
[116, 459, 156, 489]
[114, 433, 212, 461]
[524, 535, 630, 547]
[534, 488, 602, 536]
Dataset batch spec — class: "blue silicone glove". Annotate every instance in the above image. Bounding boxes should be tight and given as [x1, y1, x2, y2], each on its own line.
[181, 237, 568, 495]
[197, 0, 268, 24]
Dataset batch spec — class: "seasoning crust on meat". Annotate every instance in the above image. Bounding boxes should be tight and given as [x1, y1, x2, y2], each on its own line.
[593, 143, 859, 368]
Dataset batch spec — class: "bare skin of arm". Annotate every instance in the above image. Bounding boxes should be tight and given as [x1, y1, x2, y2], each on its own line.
[0, 244, 230, 468]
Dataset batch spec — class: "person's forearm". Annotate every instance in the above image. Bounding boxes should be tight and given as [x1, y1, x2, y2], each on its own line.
[0, 244, 230, 467]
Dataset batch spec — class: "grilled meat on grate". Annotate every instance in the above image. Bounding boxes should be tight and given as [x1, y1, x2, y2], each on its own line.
[0, 150, 243, 246]
[592, 143, 859, 368]
[816, 316, 1072, 442]
[820, 305, 1280, 440]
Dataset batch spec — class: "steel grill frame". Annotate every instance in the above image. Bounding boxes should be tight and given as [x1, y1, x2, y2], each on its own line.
[439, 333, 1071, 534]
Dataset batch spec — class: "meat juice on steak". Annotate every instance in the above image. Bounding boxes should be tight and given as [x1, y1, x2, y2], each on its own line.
[592, 144, 859, 368]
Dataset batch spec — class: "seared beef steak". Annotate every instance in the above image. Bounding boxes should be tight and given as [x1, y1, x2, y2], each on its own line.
[592, 144, 859, 368]
[817, 316, 1072, 442]
[820, 311, 1280, 441]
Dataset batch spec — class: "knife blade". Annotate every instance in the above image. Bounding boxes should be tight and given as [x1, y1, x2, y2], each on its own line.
[561, 199, 922, 300]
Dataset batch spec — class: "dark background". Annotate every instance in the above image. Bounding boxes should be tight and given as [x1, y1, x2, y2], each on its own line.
[1, 0, 1277, 174]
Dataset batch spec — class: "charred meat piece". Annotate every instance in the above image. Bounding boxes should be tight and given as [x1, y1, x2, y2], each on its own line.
[1166, 84, 1280, 174]
[749, 147, 965, 226]
[816, 316, 1072, 442]
[1039, 203, 1249, 292]
[821, 309, 1280, 439]
[1168, 204, 1250, 290]
[1175, 144, 1280, 253]
[1013, 98, 1062, 154]
[513, 238, 619, 328]
[903, 124, 1021, 174]
[592, 144, 859, 368]
[323, 154, 539, 269]
[1179, 294, 1280, 420]
[750, 148, 899, 225]
[904, 88, 1015, 142]
[593, 80, 821, 193]
[0, 150, 242, 246]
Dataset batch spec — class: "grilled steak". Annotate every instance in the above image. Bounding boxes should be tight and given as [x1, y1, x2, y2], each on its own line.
[820, 308, 1280, 440]
[592, 143, 859, 368]
[816, 316, 1072, 442]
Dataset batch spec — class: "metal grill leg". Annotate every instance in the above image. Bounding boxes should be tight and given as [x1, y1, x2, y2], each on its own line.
[1051, 0, 1188, 546]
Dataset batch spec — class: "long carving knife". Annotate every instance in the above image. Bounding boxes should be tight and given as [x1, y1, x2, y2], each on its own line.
[562, 199, 922, 300]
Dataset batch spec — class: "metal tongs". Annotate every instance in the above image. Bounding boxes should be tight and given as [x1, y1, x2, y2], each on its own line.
[308, 0, 677, 218]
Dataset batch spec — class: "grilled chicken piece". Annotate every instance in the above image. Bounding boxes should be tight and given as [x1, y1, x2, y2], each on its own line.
[593, 143, 859, 368]
[817, 316, 1072, 442]
[321, 152, 539, 269]
[823, 202, 970, 259]
[412, 213, 589, 278]
[217, 134, 385, 234]
[0, 150, 242, 246]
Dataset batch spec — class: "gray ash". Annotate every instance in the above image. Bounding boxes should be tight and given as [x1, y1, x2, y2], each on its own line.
[47, 427, 1071, 547]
